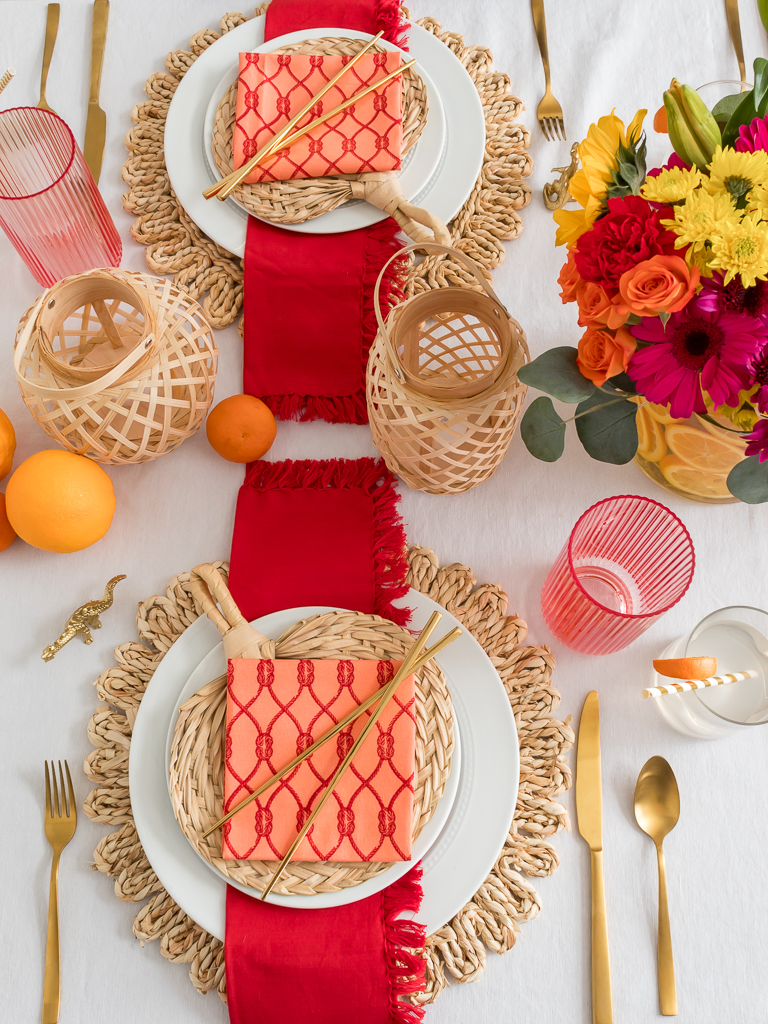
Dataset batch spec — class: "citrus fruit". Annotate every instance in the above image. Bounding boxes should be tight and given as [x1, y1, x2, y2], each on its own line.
[699, 413, 747, 448]
[0, 407, 16, 481]
[653, 656, 717, 680]
[635, 406, 667, 462]
[658, 454, 732, 499]
[0, 493, 17, 551]
[665, 423, 745, 473]
[644, 402, 678, 425]
[206, 394, 277, 463]
[5, 449, 116, 553]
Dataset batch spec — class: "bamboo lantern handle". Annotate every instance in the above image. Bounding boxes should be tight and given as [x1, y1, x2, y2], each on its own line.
[190, 563, 275, 660]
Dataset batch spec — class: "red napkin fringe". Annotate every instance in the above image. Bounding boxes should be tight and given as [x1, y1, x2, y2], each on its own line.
[382, 865, 427, 1024]
[242, 457, 411, 625]
[375, 0, 410, 49]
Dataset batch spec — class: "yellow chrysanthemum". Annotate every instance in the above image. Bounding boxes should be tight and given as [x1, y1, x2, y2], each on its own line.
[662, 188, 740, 253]
[640, 166, 702, 204]
[553, 108, 646, 246]
[708, 212, 768, 287]
[705, 146, 768, 203]
[748, 183, 768, 221]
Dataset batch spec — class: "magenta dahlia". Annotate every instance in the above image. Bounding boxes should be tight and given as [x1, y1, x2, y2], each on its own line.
[628, 302, 765, 418]
[697, 272, 768, 329]
[750, 349, 768, 414]
[745, 418, 768, 461]
[736, 115, 768, 153]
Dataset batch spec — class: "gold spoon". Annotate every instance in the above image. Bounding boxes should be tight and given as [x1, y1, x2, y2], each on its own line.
[633, 756, 680, 1017]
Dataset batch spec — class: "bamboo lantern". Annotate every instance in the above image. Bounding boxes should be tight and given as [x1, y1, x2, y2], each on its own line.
[366, 244, 529, 494]
[14, 268, 218, 465]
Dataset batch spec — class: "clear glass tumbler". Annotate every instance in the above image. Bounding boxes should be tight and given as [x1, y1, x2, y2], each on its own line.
[541, 495, 696, 655]
[0, 107, 121, 286]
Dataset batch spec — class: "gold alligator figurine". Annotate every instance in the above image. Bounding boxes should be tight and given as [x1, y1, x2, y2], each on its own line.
[543, 142, 580, 211]
[42, 575, 126, 662]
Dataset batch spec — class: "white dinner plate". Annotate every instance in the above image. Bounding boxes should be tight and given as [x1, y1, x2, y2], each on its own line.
[201, 37, 446, 225]
[130, 590, 518, 938]
[162, 629, 463, 902]
[164, 18, 485, 255]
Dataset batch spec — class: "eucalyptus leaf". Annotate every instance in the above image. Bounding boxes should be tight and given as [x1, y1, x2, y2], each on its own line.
[605, 371, 638, 394]
[723, 89, 757, 147]
[727, 456, 768, 503]
[711, 92, 743, 126]
[520, 397, 566, 462]
[754, 57, 768, 114]
[517, 347, 595, 404]
[574, 391, 639, 464]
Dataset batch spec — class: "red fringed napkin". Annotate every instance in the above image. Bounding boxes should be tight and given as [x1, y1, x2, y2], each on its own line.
[226, 457, 425, 1024]
[242, 0, 408, 424]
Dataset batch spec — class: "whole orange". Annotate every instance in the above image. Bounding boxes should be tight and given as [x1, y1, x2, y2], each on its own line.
[0, 493, 17, 551]
[5, 449, 116, 553]
[206, 395, 277, 463]
[0, 407, 16, 481]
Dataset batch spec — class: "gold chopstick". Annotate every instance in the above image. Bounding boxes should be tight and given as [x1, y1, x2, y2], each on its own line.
[211, 56, 417, 201]
[203, 30, 384, 201]
[201, 625, 462, 840]
[261, 616, 463, 900]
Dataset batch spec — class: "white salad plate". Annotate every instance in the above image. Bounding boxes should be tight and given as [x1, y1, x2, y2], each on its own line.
[162, 625, 463, 903]
[130, 590, 519, 939]
[164, 18, 485, 255]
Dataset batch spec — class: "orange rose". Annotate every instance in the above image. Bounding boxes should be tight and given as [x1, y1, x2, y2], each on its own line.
[576, 326, 637, 386]
[557, 248, 580, 303]
[615, 254, 700, 320]
[576, 280, 614, 327]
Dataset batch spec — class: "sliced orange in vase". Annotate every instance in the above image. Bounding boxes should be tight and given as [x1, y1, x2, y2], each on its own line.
[665, 424, 746, 473]
[653, 656, 717, 680]
[636, 405, 667, 462]
[658, 455, 732, 498]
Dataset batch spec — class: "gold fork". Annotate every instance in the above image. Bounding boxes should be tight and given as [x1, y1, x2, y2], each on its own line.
[43, 761, 76, 1024]
[531, 0, 566, 141]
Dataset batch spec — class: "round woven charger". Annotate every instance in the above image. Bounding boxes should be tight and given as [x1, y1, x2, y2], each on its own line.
[211, 36, 428, 224]
[168, 609, 453, 895]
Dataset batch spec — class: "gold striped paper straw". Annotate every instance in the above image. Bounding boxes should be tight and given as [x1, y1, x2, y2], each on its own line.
[643, 670, 756, 699]
[0, 68, 16, 97]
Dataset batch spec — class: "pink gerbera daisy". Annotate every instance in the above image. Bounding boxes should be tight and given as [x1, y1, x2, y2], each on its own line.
[736, 115, 768, 153]
[628, 302, 765, 418]
[745, 418, 768, 461]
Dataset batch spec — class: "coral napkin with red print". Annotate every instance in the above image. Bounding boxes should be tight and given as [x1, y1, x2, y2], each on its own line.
[225, 456, 426, 1024]
[242, 0, 408, 424]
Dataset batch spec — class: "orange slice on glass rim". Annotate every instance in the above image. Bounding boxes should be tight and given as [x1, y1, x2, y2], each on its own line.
[636, 406, 667, 462]
[658, 454, 732, 498]
[653, 656, 717, 680]
[644, 402, 678, 425]
[665, 424, 745, 473]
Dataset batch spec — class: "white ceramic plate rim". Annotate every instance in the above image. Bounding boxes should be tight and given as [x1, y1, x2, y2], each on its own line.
[130, 590, 518, 938]
[201, 34, 447, 225]
[164, 18, 485, 254]
[162, 627, 463, 902]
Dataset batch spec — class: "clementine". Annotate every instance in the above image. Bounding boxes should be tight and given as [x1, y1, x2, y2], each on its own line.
[206, 395, 277, 463]
[0, 407, 16, 481]
[0, 493, 17, 551]
[5, 449, 116, 553]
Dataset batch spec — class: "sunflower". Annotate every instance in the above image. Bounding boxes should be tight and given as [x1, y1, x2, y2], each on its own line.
[640, 166, 702, 204]
[662, 189, 740, 254]
[709, 212, 768, 287]
[553, 109, 646, 246]
[706, 146, 768, 205]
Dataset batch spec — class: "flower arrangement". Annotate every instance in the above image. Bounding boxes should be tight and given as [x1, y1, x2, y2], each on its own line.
[519, 60, 768, 503]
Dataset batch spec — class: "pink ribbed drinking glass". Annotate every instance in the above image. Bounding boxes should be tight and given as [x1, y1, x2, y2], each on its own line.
[541, 495, 695, 655]
[0, 107, 121, 286]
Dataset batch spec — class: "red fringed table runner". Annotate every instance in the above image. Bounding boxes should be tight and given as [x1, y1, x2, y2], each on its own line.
[226, 457, 425, 1024]
[242, 0, 407, 424]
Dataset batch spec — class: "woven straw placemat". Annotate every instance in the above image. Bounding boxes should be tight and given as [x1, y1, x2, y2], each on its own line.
[122, 7, 532, 330]
[84, 547, 572, 1004]
[168, 609, 453, 894]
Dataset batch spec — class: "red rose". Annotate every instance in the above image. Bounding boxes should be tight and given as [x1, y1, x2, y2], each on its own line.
[573, 195, 677, 291]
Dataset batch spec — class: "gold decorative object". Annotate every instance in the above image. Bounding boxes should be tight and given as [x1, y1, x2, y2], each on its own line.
[367, 242, 529, 494]
[42, 575, 126, 662]
[543, 141, 579, 210]
[14, 268, 218, 465]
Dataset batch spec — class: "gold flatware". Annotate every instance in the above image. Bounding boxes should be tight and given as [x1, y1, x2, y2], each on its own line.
[201, 631, 456, 839]
[0, 68, 16, 98]
[531, 0, 565, 141]
[213, 56, 417, 202]
[205, 29, 385, 201]
[725, 0, 748, 91]
[575, 691, 613, 1024]
[261, 613, 461, 899]
[634, 756, 680, 1017]
[84, 0, 109, 183]
[43, 761, 77, 1024]
[38, 4, 60, 114]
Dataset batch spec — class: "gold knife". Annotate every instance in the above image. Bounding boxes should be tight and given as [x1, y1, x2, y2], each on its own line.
[84, 0, 109, 183]
[38, 4, 60, 113]
[575, 690, 613, 1024]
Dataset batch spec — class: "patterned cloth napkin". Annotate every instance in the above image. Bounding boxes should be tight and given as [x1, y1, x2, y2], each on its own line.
[233, 51, 403, 182]
[223, 657, 416, 862]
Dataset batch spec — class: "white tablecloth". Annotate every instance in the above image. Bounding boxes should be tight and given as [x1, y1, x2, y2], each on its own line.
[1, 1, 767, 1021]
